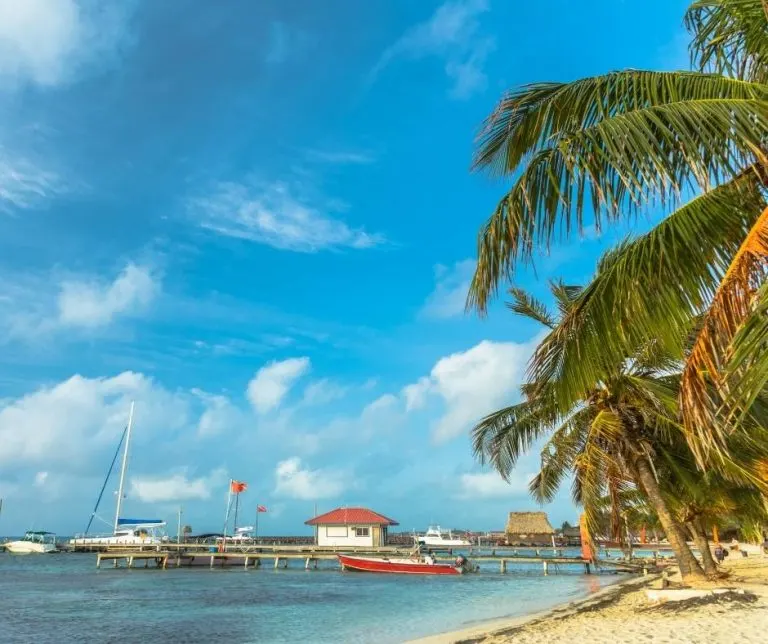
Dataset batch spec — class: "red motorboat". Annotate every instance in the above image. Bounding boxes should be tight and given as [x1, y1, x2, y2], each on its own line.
[337, 554, 471, 575]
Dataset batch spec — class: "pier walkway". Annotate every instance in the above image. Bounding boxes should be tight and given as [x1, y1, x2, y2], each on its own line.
[94, 544, 654, 575]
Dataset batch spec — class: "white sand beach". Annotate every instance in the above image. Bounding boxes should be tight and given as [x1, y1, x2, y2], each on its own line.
[411, 557, 768, 644]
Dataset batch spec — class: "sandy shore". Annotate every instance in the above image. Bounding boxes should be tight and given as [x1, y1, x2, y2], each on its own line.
[410, 557, 768, 644]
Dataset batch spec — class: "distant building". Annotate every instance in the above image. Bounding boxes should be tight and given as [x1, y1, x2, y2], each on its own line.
[505, 512, 555, 546]
[562, 526, 582, 546]
[305, 507, 399, 547]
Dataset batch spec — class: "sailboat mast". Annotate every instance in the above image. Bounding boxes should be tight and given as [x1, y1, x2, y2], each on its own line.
[114, 401, 135, 533]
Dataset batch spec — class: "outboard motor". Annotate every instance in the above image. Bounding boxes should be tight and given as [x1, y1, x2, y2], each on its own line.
[454, 554, 470, 572]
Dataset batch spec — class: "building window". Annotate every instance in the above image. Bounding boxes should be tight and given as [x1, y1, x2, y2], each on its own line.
[354, 527, 370, 537]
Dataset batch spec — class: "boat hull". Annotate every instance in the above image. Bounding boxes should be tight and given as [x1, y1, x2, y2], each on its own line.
[4, 541, 57, 554]
[338, 554, 461, 575]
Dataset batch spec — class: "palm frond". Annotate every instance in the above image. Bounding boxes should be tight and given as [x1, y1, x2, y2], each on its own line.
[685, 0, 768, 82]
[506, 287, 556, 328]
[529, 408, 592, 504]
[528, 171, 766, 412]
[468, 70, 768, 312]
[471, 399, 558, 479]
[681, 205, 768, 465]
[549, 280, 582, 317]
[723, 282, 768, 417]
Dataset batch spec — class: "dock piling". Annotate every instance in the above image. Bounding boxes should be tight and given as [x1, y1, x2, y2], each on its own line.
[542, 560, 548, 575]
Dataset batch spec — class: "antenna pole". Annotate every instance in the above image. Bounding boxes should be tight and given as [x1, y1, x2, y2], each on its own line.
[114, 401, 135, 533]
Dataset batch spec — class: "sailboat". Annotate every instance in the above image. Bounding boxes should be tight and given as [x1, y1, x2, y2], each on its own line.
[69, 402, 167, 547]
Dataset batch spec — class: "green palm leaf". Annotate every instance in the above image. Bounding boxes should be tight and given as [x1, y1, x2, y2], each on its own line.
[468, 69, 768, 313]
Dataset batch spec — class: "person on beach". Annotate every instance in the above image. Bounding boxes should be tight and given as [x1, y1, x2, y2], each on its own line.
[714, 544, 726, 564]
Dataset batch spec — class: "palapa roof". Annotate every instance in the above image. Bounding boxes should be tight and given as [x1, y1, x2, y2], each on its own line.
[505, 511, 555, 535]
[305, 507, 399, 526]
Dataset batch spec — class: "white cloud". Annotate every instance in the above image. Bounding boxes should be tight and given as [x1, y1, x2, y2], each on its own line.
[0, 0, 132, 89]
[189, 181, 385, 252]
[457, 471, 533, 499]
[305, 149, 375, 165]
[371, 0, 495, 99]
[402, 338, 538, 443]
[0, 150, 64, 212]
[34, 471, 49, 487]
[302, 379, 349, 406]
[0, 371, 191, 467]
[247, 357, 310, 414]
[191, 390, 244, 438]
[274, 457, 346, 500]
[420, 259, 475, 319]
[57, 263, 159, 329]
[130, 468, 226, 503]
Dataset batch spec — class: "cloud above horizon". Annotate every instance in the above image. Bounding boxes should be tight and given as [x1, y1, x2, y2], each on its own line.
[371, 0, 495, 99]
[420, 259, 475, 319]
[247, 357, 311, 414]
[0, 0, 133, 89]
[274, 457, 348, 500]
[189, 181, 385, 252]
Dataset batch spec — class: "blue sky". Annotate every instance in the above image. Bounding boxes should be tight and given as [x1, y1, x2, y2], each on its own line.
[0, 0, 691, 536]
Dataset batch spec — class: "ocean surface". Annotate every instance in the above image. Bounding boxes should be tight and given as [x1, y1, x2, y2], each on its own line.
[0, 550, 622, 643]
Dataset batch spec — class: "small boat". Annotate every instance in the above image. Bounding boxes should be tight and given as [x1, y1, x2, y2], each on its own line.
[5, 531, 58, 554]
[338, 553, 472, 575]
[416, 525, 471, 549]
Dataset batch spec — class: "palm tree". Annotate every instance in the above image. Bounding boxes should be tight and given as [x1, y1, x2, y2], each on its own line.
[473, 285, 707, 580]
[466, 0, 768, 466]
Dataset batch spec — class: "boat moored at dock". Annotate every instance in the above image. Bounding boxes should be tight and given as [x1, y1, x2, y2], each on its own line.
[338, 553, 474, 575]
[4, 531, 58, 554]
[416, 526, 471, 549]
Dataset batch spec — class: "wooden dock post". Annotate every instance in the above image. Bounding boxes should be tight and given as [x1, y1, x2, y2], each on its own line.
[128, 556, 134, 569]
[274, 557, 281, 569]
[244, 556, 249, 570]
[305, 557, 312, 570]
[210, 555, 215, 569]
[500, 559, 507, 573]
[584, 561, 591, 574]
[96, 554, 101, 569]
[542, 560, 548, 575]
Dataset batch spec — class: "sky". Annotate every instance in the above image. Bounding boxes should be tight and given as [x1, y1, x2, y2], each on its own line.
[0, 0, 692, 536]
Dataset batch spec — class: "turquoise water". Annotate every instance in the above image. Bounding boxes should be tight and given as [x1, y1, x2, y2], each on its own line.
[0, 552, 620, 643]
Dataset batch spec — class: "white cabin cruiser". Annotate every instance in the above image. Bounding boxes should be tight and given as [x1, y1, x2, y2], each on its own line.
[417, 526, 471, 548]
[5, 531, 58, 554]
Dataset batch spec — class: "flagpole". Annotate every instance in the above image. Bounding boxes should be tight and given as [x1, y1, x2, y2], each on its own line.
[223, 480, 232, 540]
[255, 504, 259, 541]
[233, 492, 240, 533]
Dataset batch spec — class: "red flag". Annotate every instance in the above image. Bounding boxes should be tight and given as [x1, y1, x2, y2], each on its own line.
[257, 505, 267, 513]
[230, 480, 247, 494]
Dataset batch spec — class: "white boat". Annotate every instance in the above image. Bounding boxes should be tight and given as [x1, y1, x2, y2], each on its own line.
[5, 531, 58, 554]
[216, 526, 255, 543]
[69, 520, 167, 546]
[417, 526, 471, 548]
[69, 402, 166, 548]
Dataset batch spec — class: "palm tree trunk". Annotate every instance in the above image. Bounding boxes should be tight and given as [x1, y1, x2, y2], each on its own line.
[633, 456, 705, 582]
[687, 518, 718, 577]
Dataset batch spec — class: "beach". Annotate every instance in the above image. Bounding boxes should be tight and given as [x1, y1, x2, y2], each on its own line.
[413, 556, 768, 644]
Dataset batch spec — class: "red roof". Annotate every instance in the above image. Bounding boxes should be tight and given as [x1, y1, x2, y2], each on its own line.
[305, 507, 399, 526]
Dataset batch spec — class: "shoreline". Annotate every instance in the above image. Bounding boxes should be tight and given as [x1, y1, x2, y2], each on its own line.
[411, 557, 768, 644]
[408, 572, 654, 644]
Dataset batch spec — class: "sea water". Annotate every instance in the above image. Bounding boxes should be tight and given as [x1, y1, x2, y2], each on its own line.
[0, 551, 619, 643]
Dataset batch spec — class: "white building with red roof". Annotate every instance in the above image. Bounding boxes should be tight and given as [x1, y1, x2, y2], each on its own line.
[305, 507, 399, 547]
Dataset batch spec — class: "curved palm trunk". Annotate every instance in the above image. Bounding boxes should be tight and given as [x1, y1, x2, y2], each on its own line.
[633, 456, 705, 582]
[687, 518, 718, 577]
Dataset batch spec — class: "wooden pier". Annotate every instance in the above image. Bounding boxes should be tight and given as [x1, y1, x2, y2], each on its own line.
[94, 544, 654, 575]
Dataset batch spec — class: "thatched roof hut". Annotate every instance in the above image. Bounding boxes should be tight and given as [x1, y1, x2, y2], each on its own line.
[505, 512, 555, 545]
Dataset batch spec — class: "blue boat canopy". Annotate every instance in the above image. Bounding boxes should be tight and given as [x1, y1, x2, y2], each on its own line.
[117, 518, 165, 526]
